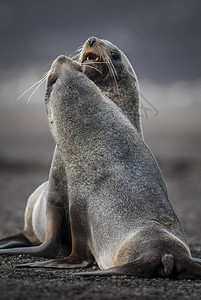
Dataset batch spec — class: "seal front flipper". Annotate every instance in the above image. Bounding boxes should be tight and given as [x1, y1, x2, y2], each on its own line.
[17, 195, 95, 268]
[17, 256, 94, 269]
[0, 152, 71, 258]
[0, 199, 66, 258]
[0, 232, 61, 258]
[0, 207, 66, 258]
[0, 232, 32, 249]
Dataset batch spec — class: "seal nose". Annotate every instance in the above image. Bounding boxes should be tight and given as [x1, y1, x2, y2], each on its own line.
[57, 55, 66, 63]
[88, 36, 97, 47]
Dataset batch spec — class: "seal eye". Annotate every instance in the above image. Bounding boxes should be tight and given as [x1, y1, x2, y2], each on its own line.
[47, 77, 57, 94]
[45, 77, 57, 103]
[50, 81, 56, 90]
[49, 78, 57, 90]
[111, 51, 120, 60]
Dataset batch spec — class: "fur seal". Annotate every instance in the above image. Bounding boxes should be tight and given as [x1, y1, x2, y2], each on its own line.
[79, 36, 142, 136]
[0, 37, 142, 258]
[16, 55, 201, 279]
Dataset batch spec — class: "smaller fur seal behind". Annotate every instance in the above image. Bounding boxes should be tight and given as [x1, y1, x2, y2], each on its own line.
[18, 55, 201, 279]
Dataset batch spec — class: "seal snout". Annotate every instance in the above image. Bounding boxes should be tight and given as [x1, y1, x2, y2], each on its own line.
[57, 55, 67, 63]
[88, 36, 97, 47]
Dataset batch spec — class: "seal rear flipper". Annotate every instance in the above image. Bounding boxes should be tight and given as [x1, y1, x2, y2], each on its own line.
[0, 232, 32, 249]
[72, 254, 201, 279]
[16, 256, 94, 269]
[175, 257, 201, 279]
[72, 255, 160, 278]
[191, 257, 201, 264]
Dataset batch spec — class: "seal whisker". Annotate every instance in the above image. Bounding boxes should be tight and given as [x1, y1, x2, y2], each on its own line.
[105, 57, 118, 92]
[70, 45, 83, 61]
[83, 61, 109, 64]
[16, 75, 47, 102]
[70, 54, 80, 61]
[74, 45, 83, 53]
[106, 55, 118, 77]
[70, 51, 83, 60]
[80, 63, 103, 75]
[100, 45, 118, 79]
[26, 76, 47, 104]
[99, 50, 118, 90]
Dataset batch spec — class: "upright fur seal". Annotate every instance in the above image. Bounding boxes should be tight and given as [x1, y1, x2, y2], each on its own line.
[0, 37, 142, 258]
[17, 55, 201, 279]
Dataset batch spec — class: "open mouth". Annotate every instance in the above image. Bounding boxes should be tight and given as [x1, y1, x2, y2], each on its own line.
[81, 49, 106, 79]
[82, 52, 102, 63]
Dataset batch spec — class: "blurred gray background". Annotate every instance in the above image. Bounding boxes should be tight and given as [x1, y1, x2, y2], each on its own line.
[0, 0, 201, 245]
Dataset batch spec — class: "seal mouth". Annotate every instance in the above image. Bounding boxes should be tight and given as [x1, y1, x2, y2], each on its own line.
[80, 45, 108, 80]
[82, 52, 102, 63]
[81, 50, 106, 79]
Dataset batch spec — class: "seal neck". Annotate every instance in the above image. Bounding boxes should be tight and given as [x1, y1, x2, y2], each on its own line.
[99, 78, 143, 139]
